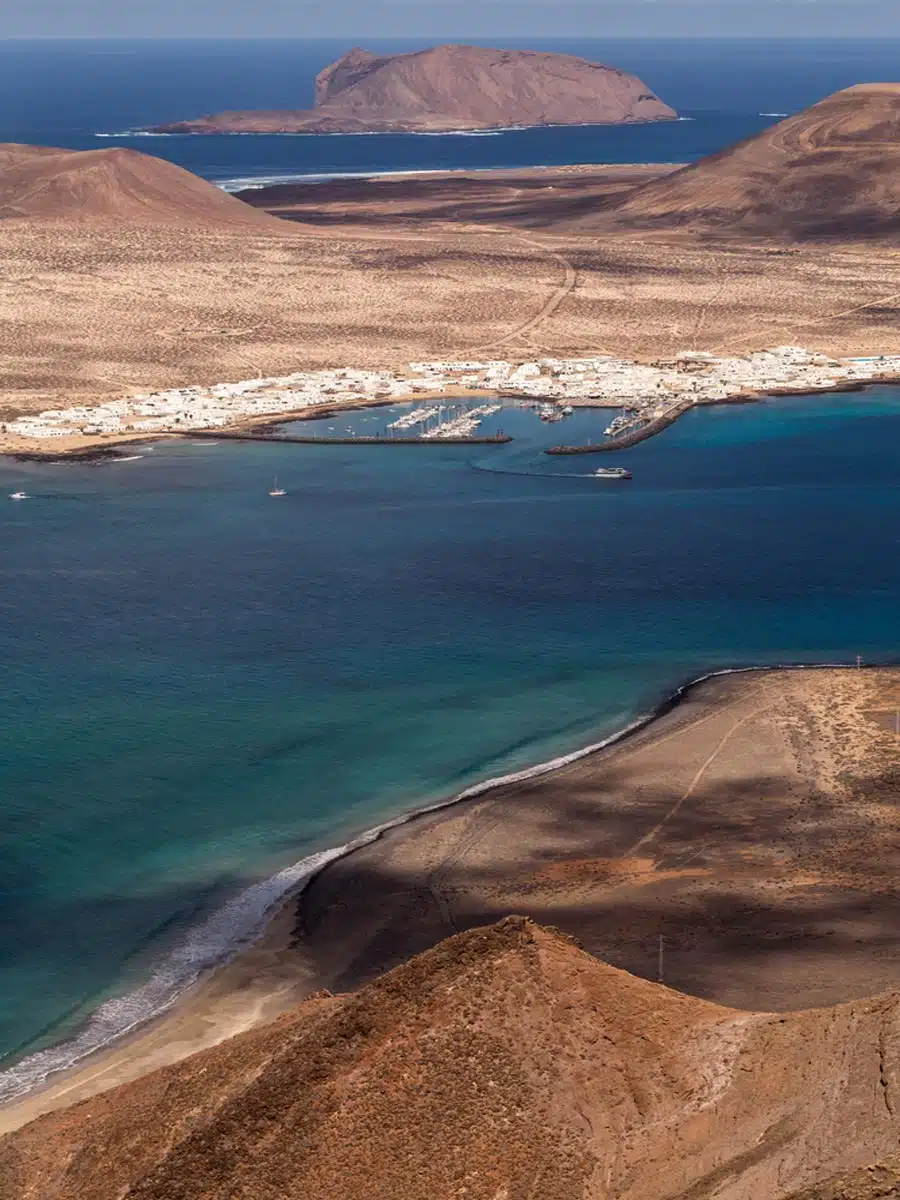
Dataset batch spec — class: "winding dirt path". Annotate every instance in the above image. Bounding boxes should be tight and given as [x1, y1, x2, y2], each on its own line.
[467, 233, 578, 353]
[625, 694, 774, 858]
[710, 284, 900, 355]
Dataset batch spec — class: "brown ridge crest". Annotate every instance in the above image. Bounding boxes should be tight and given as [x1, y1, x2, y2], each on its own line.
[5, 916, 900, 1199]
[573, 82, 900, 239]
[0, 142, 286, 228]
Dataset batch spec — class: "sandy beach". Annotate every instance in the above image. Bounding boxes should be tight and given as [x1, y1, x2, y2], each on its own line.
[5, 664, 900, 1136]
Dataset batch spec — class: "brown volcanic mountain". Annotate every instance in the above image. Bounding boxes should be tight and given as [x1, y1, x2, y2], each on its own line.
[0, 143, 282, 227]
[579, 83, 900, 240]
[4, 918, 900, 1200]
[151, 44, 676, 134]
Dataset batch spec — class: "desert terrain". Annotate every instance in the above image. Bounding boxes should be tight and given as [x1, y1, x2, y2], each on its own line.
[8, 171, 900, 437]
[10, 84, 900, 436]
[5, 914, 900, 1199]
[592, 83, 900, 238]
[297, 668, 900, 1014]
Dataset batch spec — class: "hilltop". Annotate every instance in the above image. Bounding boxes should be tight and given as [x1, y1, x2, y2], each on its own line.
[576, 83, 900, 239]
[3, 916, 900, 1199]
[0, 143, 283, 228]
[149, 44, 676, 134]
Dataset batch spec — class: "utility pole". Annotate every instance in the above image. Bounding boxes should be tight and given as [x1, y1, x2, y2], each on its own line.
[657, 934, 665, 984]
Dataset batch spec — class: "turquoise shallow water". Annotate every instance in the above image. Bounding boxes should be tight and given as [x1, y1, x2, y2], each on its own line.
[2, 388, 900, 1096]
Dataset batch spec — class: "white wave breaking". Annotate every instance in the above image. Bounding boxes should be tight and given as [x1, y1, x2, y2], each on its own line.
[0, 658, 858, 1106]
[95, 130, 177, 138]
[218, 167, 480, 192]
[95, 116, 684, 142]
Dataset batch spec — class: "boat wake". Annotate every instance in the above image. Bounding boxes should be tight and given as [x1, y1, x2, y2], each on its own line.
[468, 458, 617, 481]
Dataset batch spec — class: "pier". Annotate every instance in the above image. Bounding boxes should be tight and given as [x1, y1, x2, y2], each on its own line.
[544, 405, 688, 455]
[185, 430, 512, 446]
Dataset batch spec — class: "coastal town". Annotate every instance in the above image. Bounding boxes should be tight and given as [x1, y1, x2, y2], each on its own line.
[5, 346, 900, 443]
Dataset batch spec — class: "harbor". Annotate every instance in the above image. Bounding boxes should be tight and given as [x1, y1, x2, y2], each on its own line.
[6, 347, 900, 451]
[545, 404, 690, 454]
[185, 429, 513, 446]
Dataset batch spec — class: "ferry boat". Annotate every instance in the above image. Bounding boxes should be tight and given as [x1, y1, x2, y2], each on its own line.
[593, 467, 632, 481]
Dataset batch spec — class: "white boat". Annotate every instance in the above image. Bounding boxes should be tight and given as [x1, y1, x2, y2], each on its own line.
[268, 477, 286, 497]
[9, 491, 28, 500]
[593, 467, 632, 480]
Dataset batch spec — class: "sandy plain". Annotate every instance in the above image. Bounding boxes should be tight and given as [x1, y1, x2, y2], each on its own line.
[7, 164, 900, 457]
[5, 665, 900, 1136]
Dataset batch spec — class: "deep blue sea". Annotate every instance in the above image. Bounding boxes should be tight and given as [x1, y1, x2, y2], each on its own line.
[3, 38, 900, 185]
[3, 38, 900, 1100]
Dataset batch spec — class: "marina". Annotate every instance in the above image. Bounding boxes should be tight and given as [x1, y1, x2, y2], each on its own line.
[185, 430, 513, 447]
[6, 348, 900, 452]
[546, 404, 690, 454]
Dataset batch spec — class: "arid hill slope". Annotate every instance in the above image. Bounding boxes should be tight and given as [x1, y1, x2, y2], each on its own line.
[575, 83, 900, 239]
[151, 44, 676, 134]
[0, 143, 283, 227]
[4, 918, 900, 1200]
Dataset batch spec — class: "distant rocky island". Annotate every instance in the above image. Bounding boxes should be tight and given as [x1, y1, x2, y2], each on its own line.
[148, 44, 677, 135]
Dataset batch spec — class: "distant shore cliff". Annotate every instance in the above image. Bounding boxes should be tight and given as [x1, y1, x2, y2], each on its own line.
[147, 44, 678, 134]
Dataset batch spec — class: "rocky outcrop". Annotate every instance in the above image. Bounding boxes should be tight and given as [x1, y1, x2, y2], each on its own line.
[785, 1154, 900, 1200]
[149, 44, 677, 134]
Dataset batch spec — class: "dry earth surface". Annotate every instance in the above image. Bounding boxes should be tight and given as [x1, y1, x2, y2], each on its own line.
[588, 83, 900, 239]
[7, 190, 900, 447]
[786, 1154, 900, 1200]
[10, 84, 900, 442]
[6, 916, 900, 1200]
[295, 668, 900, 1014]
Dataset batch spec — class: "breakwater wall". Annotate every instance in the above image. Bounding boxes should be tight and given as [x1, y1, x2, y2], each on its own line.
[544, 405, 689, 456]
[187, 431, 513, 446]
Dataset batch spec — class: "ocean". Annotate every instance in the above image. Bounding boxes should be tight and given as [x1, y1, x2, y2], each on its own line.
[3, 37, 900, 1099]
[3, 38, 900, 186]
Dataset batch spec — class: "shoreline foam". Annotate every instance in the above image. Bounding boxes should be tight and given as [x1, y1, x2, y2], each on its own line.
[0, 658, 864, 1108]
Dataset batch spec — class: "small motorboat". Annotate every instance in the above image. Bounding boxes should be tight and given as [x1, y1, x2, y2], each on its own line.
[268, 477, 286, 497]
[9, 491, 28, 500]
[593, 467, 632, 481]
